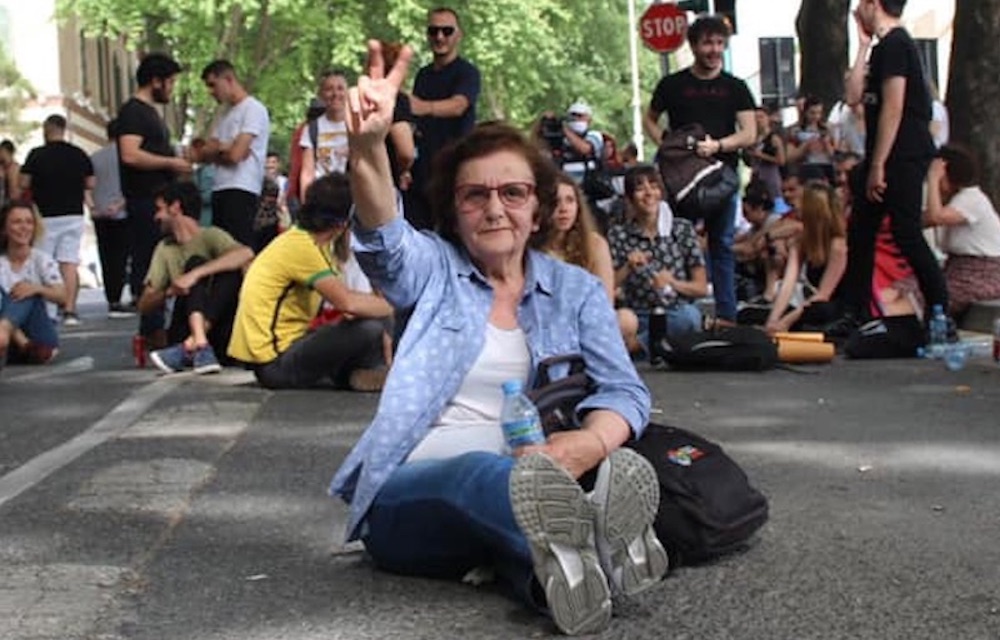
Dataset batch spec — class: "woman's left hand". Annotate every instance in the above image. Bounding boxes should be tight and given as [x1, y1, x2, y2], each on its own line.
[517, 430, 606, 479]
[9, 281, 38, 300]
[652, 269, 675, 290]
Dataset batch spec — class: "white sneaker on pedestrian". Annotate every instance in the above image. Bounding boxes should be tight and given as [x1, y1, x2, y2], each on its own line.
[509, 453, 612, 635]
[62, 311, 81, 327]
[591, 448, 668, 597]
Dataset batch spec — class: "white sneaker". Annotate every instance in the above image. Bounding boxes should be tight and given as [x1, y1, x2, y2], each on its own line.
[591, 448, 669, 597]
[509, 453, 612, 635]
[61, 312, 81, 327]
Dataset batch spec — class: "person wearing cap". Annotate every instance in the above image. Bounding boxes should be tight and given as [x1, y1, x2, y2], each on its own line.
[406, 7, 481, 230]
[560, 102, 605, 185]
[117, 52, 193, 345]
[140, 182, 253, 375]
[227, 173, 393, 391]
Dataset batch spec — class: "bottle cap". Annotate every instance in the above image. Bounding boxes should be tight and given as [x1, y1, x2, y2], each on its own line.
[502, 379, 524, 395]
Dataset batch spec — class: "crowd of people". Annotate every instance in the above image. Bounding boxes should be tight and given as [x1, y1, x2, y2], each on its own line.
[2, 0, 999, 634]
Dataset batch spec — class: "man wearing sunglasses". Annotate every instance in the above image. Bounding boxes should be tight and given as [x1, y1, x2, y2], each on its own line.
[406, 7, 481, 231]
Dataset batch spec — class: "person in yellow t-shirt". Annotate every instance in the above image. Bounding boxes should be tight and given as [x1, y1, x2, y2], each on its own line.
[228, 173, 393, 390]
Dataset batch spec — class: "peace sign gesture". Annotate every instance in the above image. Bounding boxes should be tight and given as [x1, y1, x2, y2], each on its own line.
[347, 40, 413, 147]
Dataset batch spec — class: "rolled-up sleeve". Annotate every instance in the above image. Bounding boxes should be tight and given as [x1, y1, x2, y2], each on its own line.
[573, 280, 651, 437]
[350, 198, 442, 310]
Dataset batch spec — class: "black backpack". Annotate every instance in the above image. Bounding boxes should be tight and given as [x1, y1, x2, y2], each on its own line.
[626, 423, 769, 566]
[529, 356, 769, 565]
[657, 326, 779, 371]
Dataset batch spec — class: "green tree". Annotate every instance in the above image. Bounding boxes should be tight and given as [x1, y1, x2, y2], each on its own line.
[60, 0, 663, 152]
[0, 48, 37, 143]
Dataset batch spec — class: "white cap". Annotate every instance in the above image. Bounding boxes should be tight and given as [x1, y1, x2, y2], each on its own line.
[567, 101, 592, 117]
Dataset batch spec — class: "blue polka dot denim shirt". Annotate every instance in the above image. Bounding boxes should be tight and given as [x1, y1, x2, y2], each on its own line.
[329, 210, 651, 541]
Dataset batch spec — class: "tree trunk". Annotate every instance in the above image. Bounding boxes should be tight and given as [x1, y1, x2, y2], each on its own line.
[795, 0, 851, 113]
[947, 0, 1000, 204]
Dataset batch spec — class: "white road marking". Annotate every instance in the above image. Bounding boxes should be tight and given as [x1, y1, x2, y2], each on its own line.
[0, 378, 181, 510]
[6, 356, 95, 382]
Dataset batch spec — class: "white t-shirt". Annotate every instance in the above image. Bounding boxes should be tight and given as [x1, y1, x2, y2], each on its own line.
[932, 101, 949, 149]
[300, 115, 349, 178]
[941, 186, 1000, 257]
[0, 248, 63, 319]
[406, 324, 532, 462]
[211, 95, 271, 195]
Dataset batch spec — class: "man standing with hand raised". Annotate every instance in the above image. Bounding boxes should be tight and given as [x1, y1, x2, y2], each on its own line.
[830, 0, 947, 336]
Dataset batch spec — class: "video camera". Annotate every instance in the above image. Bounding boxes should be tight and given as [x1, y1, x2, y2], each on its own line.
[540, 116, 566, 156]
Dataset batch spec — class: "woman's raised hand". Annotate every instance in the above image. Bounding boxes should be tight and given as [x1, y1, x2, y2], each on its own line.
[347, 40, 413, 146]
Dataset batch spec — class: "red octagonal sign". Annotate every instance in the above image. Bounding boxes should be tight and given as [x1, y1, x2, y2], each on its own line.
[640, 3, 688, 53]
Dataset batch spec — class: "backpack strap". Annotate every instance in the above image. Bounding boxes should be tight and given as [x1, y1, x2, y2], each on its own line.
[308, 117, 320, 164]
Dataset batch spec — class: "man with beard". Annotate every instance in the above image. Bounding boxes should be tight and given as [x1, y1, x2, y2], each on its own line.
[197, 59, 270, 250]
[139, 181, 253, 375]
[405, 7, 480, 230]
[643, 15, 756, 327]
[117, 53, 192, 345]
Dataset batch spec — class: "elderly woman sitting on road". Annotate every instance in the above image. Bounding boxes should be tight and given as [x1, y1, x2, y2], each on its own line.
[329, 42, 667, 636]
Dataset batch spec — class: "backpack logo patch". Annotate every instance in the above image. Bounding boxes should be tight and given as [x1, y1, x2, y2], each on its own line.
[667, 445, 705, 467]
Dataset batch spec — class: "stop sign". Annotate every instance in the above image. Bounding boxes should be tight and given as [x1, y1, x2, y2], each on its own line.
[640, 3, 688, 53]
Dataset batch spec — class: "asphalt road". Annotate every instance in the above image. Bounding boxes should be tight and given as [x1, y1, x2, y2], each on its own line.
[1, 290, 999, 639]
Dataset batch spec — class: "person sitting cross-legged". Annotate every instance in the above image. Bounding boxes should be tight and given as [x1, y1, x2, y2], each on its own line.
[0, 200, 67, 369]
[227, 173, 393, 391]
[139, 182, 254, 374]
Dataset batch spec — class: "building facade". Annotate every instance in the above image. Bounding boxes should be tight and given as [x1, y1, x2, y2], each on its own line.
[0, 0, 137, 154]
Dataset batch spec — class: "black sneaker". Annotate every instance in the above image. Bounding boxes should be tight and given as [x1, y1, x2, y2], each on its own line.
[107, 302, 136, 319]
[824, 311, 862, 340]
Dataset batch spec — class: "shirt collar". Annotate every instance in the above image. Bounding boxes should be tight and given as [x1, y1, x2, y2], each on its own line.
[453, 246, 555, 297]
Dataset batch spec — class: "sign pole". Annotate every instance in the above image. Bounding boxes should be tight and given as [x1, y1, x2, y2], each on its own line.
[628, 0, 645, 161]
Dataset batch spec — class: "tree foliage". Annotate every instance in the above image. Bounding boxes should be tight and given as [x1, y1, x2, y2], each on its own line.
[58, 0, 664, 151]
[0, 48, 37, 143]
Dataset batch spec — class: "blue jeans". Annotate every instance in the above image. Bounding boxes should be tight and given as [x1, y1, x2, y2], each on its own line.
[703, 193, 739, 321]
[362, 452, 538, 606]
[636, 303, 703, 353]
[0, 291, 59, 347]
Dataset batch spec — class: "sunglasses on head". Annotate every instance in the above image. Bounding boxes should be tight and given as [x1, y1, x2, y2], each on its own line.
[427, 25, 456, 37]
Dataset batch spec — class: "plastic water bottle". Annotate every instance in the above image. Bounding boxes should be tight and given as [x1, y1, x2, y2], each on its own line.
[500, 380, 545, 450]
[942, 343, 970, 371]
[927, 304, 948, 359]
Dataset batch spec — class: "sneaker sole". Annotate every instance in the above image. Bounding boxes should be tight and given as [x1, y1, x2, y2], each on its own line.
[510, 454, 611, 636]
[149, 351, 180, 374]
[193, 362, 222, 375]
[592, 448, 669, 597]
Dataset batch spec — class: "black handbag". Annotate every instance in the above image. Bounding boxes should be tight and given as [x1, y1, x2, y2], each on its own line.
[527, 354, 595, 435]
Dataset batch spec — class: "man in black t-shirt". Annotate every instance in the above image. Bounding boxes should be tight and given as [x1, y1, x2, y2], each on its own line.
[117, 52, 192, 342]
[644, 16, 756, 325]
[20, 115, 95, 324]
[406, 7, 480, 230]
[832, 0, 947, 334]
